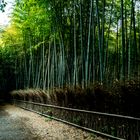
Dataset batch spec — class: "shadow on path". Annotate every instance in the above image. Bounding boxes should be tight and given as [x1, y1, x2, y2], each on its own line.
[0, 102, 38, 140]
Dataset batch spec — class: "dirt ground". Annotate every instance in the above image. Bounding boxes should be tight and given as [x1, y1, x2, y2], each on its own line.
[0, 105, 36, 140]
[0, 103, 104, 140]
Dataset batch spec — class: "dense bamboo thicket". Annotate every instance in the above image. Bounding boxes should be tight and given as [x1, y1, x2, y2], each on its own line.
[0, 0, 140, 115]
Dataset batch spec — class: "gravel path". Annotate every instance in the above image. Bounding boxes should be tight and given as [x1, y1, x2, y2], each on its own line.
[0, 104, 104, 140]
[0, 105, 36, 140]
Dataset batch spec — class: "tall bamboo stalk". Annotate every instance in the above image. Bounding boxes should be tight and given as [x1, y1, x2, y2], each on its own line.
[96, 0, 103, 82]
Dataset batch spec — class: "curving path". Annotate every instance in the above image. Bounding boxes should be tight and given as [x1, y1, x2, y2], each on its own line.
[0, 101, 37, 140]
[0, 101, 103, 140]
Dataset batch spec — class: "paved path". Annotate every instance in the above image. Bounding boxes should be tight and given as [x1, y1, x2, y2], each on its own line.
[0, 102, 36, 140]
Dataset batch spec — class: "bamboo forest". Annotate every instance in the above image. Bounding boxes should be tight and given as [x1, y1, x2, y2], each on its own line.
[0, 0, 140, 138]
[0, 0, 140, 140]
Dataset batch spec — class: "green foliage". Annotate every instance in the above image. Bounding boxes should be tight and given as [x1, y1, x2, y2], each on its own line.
[0, 0, 140, 99]
[0, 0, 7, 12]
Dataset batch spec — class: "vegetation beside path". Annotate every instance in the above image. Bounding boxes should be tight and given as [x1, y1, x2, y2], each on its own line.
[11, 79, 140, 117]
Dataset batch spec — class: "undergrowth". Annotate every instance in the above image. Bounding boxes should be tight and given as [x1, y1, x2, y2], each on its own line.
[11, 79, 140, 117]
